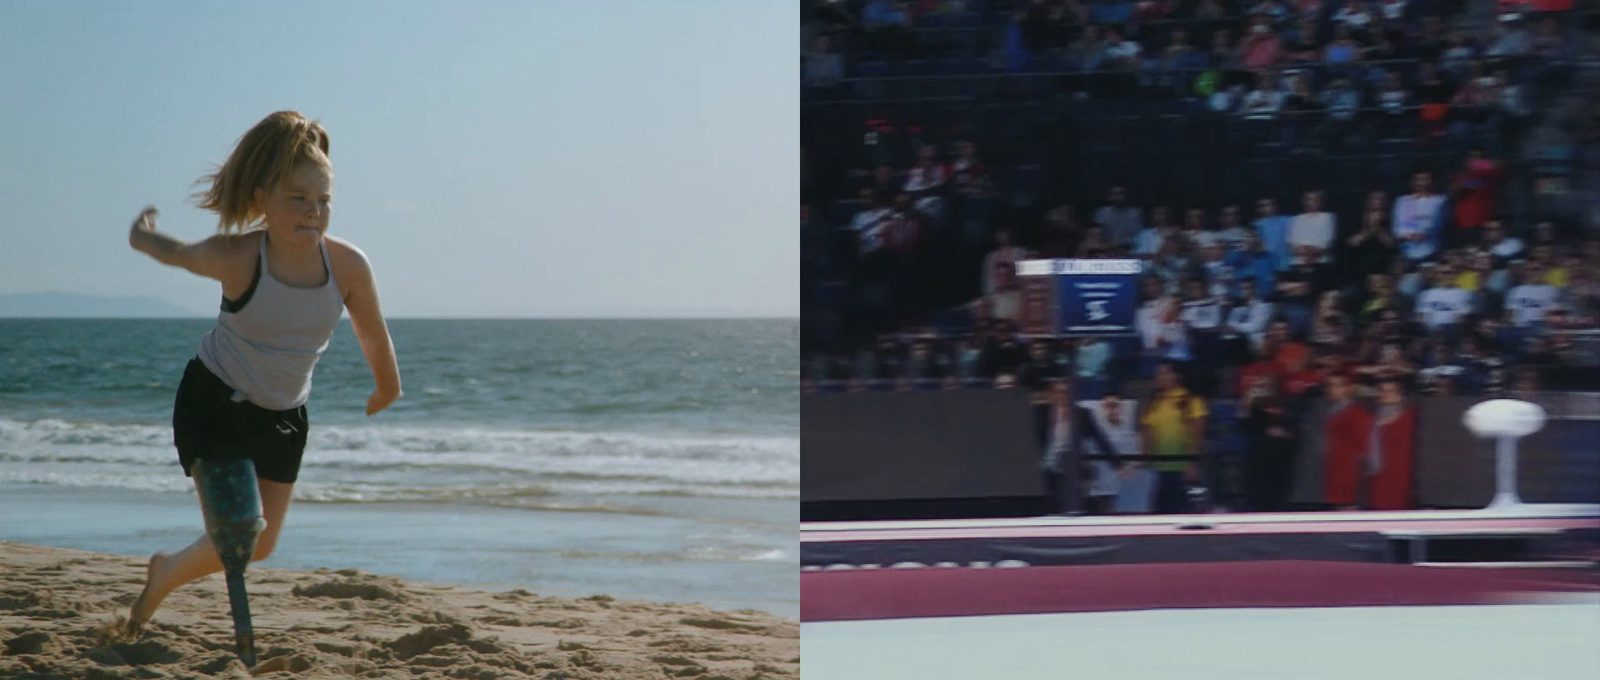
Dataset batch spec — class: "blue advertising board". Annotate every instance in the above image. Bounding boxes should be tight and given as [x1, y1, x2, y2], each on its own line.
[1016, 259, 1143, 337]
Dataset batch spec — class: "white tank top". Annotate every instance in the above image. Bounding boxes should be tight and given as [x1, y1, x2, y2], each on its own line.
[196, 235, 344, 410]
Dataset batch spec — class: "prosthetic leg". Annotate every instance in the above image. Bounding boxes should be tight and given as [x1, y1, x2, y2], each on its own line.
[192, 459, 266, 668]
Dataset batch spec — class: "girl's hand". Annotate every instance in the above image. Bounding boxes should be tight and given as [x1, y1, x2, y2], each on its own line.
[128, 206, 158, 247]
[133, 206, 157, 230]
[366, 388, 401, 416]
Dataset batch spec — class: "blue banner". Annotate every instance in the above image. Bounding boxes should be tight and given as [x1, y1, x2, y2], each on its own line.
[1018, 260, 1142, 337]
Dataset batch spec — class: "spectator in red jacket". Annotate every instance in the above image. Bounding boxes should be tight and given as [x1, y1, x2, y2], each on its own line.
[1322, 371, 1374, 509]
[1448, 147, 1505, 249]
[1368, 377, 1418, 510]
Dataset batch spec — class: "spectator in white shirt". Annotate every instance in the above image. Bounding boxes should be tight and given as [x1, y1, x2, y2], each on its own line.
[1319, 77, 1361, 124]
[1105, 26, 1144, 68]
[1094, 185, 1144, 248]
[902, 145, 950, 219]
[850, 189, 894, 256]
[1216, 204, 1253, 251]
[1248, 0, 1290, 21]
[1486, 15, 1531, 58]
[1379, 0, 1406, 21]
[1137, 278, 1191, 361]
[1239, 73, 1285, 121]
[1200, 241, 1238, 298]
[1480, 220, 1525, 264]
[1180, 276, 1227, 394]
[1288, 190, 1335, 262]
[1226, 278, 1276, 352]
[1505, 263, 1560, 327]
[1080, 390, 1153, 514]
[1375, 71, 1410, 118]
[982, 228, 1032, 296]
[1134, 206, 1177, 257]
[1184, 207, 1220, 251]
[1333, 0, 1373, 30]
[1416, 263, 1476, 331]
[1180, 277, 1226, 332]
[979, 260, 1025, 324]
[1393, 171, 1445, 261]
[1211, 84, 1246, 114]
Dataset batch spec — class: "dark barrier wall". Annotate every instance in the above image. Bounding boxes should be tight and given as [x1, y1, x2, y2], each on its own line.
[804, 390, 1600, 507]
[801, 390, 1044, 502]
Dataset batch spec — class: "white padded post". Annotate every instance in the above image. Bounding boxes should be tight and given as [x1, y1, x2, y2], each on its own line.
[1462, 399, 1548, 511]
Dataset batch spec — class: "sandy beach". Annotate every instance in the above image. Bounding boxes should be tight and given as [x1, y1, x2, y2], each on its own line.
[0, 540, 799, 679]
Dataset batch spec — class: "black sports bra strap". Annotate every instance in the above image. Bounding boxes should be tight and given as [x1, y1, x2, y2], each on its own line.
[220, 248, 264, 314]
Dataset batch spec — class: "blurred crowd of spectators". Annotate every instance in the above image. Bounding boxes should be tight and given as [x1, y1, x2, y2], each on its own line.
[802, 0, 1598, 515]
[803, 151, 1600, 391]
[802, 0, 1600, 389]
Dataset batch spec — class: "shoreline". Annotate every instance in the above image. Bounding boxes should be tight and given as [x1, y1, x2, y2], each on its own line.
[0, 484, 798, 619]
[0, 540, 799, 679]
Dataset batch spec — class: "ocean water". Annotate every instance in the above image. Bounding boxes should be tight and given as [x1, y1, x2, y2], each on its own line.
[0, 318, 799, 615]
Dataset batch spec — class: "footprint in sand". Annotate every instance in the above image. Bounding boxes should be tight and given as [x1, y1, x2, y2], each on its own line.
[249, 654, 314, 675]
[118, 641, 183, 665]
[474, 614, 524, 627]
[0, 589, 46, 610]
[678, 616, 768, 633]
[385, 623, 474, 660]
[4, 631, 64, 656]
[291, 581, 406, 602]
[526, 617, 587, 630]
[22, 608, 80, 621]
[648, 637, 727, 653]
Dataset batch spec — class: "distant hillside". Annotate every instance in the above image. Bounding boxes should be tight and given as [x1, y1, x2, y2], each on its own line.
[0, 292, 205, 318]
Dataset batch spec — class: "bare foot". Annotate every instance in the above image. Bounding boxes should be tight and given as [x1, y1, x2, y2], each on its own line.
[127, 551, 172, 631]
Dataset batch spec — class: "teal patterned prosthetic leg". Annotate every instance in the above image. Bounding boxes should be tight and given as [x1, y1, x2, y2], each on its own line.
[192, 459, 265, 668]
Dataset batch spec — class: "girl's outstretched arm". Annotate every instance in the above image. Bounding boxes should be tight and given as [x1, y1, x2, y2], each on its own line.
[330, 238, 402, 416]
[127, 206, 239, 281]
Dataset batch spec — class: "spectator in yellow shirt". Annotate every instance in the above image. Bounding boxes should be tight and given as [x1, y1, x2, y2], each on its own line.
[1454, 250, 1491, 292]
[1141, 361, 1209, 514]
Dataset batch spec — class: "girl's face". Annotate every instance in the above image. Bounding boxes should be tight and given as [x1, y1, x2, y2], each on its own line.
[256, 163, 333, 247]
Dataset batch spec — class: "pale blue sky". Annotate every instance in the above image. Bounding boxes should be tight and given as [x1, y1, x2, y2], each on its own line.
[0, 0, 796, 318]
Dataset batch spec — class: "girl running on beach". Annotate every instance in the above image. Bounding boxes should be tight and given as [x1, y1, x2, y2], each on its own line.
[123, 110, 402, 631]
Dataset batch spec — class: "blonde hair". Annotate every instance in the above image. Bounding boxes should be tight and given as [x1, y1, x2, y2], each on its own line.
[193, 111, 331, 233]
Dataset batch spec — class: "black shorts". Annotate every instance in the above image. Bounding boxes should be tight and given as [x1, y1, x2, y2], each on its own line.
[172, 357, 308, 484]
